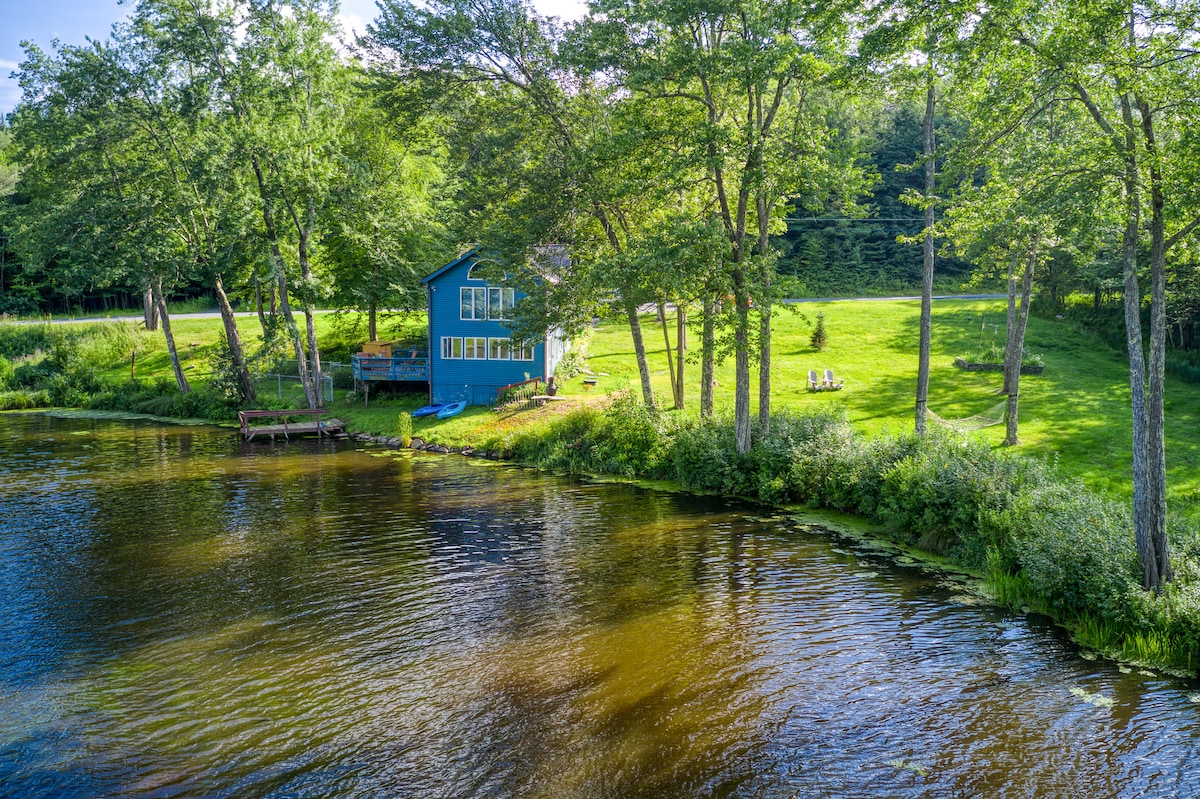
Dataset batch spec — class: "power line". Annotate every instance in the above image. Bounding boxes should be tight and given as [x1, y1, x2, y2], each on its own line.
[784, 217, 924, 223]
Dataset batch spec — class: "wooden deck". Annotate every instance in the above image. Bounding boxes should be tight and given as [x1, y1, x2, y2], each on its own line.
[351, 352, 429, 382]
[239, 409, 346, 441]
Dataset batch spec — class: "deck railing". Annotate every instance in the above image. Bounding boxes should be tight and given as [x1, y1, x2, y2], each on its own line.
[351, 352, 430, 382]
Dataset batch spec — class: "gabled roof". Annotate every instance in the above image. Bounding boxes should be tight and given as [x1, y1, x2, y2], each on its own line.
[420, 247, 479, 285]
[420, 244, 570, 285]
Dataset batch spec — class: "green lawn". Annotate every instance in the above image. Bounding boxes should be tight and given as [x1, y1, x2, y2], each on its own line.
[563, 300, 1200, 523]
[62, 298, 1200, 524]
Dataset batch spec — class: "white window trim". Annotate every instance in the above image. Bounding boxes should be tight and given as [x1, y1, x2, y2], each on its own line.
[512, 342, 536, 362]
[488, 287, 515, 320]
[460, 287, 486, 320]
[489, 337, 511, 360]
[463, 336, 488, 360]
[441, 336, 463, 359]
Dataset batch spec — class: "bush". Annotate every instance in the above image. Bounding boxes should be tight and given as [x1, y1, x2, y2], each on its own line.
[395, 412, 413, 447]
[990, 482, 1138, 621]
[0, 355, 13, 390]
[670, 418, 747, 495]
[810, 312, 827, 351]
[0, 389, 51, 410]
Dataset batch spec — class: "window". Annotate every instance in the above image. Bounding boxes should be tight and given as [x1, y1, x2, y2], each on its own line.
[460, 287, 487, 320]
[464, 337, 487, 359]
[512, 342, 536, 362]
[489, 338, 511, 360]
[441, 337, 463, 359]
[488, 287, 515, 320]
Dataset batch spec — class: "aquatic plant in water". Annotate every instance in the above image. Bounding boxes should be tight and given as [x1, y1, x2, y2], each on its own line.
[886, 758, 930, 777]
[1070, 686, 1116, 708]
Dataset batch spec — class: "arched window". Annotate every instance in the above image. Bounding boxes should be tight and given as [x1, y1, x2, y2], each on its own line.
[466, 263, 486, 281]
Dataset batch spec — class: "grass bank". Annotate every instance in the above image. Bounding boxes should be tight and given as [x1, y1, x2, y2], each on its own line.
[5, 299, 1200, 672]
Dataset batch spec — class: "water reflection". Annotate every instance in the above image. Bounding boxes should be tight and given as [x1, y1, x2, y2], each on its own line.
[0, 412, 1198, 798]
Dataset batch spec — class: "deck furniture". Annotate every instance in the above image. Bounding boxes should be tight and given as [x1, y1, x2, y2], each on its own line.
[822, 369, 844, 391]
[807, 370, 822, 391]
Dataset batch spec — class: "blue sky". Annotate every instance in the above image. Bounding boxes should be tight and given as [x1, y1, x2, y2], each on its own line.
[1, 0, 585, 116]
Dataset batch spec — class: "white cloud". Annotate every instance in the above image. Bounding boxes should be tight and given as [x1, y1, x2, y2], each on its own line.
[0, 60, 22, 118]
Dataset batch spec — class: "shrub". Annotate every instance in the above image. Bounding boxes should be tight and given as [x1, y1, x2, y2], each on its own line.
[993, 482, 1138, 621]
[810, 312, 827, 351]
[0, 355, 13, 390]
[395, 412, 413, 447]
[0, 389, 51, 410]
[670, 418, 747, 495]
[874, 431, 1049, 569]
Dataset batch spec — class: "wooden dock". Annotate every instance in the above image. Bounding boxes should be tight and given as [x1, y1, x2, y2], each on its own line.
[239, 409, 346, 441]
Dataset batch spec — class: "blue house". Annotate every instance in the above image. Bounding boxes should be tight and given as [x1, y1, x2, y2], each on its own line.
[423, 248, 567, 405]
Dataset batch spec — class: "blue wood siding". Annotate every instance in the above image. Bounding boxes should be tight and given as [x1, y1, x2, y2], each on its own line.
[425, 253, 551, 406]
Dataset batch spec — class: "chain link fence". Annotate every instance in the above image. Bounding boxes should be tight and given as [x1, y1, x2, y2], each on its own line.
[254, 360, 354, 403]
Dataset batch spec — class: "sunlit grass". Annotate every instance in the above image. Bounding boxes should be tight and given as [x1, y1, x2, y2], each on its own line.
[26, 297, 1200, 522]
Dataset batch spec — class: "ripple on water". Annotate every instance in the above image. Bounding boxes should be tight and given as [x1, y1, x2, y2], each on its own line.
[2, 414, 1200, 798]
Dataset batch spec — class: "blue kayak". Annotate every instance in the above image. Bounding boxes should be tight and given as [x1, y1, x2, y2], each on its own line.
[411, 404, 445, 418]
[435, 401, 467, 419]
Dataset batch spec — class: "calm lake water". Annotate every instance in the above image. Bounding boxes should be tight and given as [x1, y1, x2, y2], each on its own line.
[2, 412, 1200, 798]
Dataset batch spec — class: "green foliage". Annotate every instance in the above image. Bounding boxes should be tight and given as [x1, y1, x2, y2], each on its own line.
[0, 389, 50, 410]
[960, 343, 1044, 367]
[506, 390, 673, 477]
[0, 355, 13, 390]
[995, 483, 1138, 620]
[877, 432, 1049, 567]
[87, 378, 238, 420]
[809, 312, 827, 352]
[395, 412, 413, 447]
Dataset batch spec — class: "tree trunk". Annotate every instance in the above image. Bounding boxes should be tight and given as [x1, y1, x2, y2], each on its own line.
[1003, 246, 1036, 446]
[624, 295, 656, 408]
[662, 299, 681, 407]
[255, 278, 268, 334]
[915, 66, 936, 436]
[757, 194, 773, 432]
[733, 267, 752, 455]
[659, 302, 680, 409]
[277, 271, 319, 410]
[701, 297, 715, 418]
[143, 286, 159, 332]
[1138, 95, 1171, 588]
[154, 279, 189, 394]
[369, 300, 378, 342]
[214, 273, 255, 404]
[675, 303, 686, 410]
[297, 232, 323, 407]
[1116, 91, 1158, 591]
[1002, 250, 1020, 395]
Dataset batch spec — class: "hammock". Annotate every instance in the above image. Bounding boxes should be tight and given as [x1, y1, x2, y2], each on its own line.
[928, 400, 1008, 432]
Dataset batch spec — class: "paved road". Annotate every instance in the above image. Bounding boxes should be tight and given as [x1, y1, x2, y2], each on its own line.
[2, 296, 1006, 326]
[0, 309, 337, 326]
[783, 293, 1005, 303]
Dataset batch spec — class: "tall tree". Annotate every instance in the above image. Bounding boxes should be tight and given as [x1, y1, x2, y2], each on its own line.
[954, 0, 1200, 589]
[589, 0, 858, 452]
[323, 87, 452, 341]
[10, 39, 198, 392]
[369, 0, 690, 409]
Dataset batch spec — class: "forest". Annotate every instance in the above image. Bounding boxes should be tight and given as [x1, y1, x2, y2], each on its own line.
[2, 0, 1200, 595]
